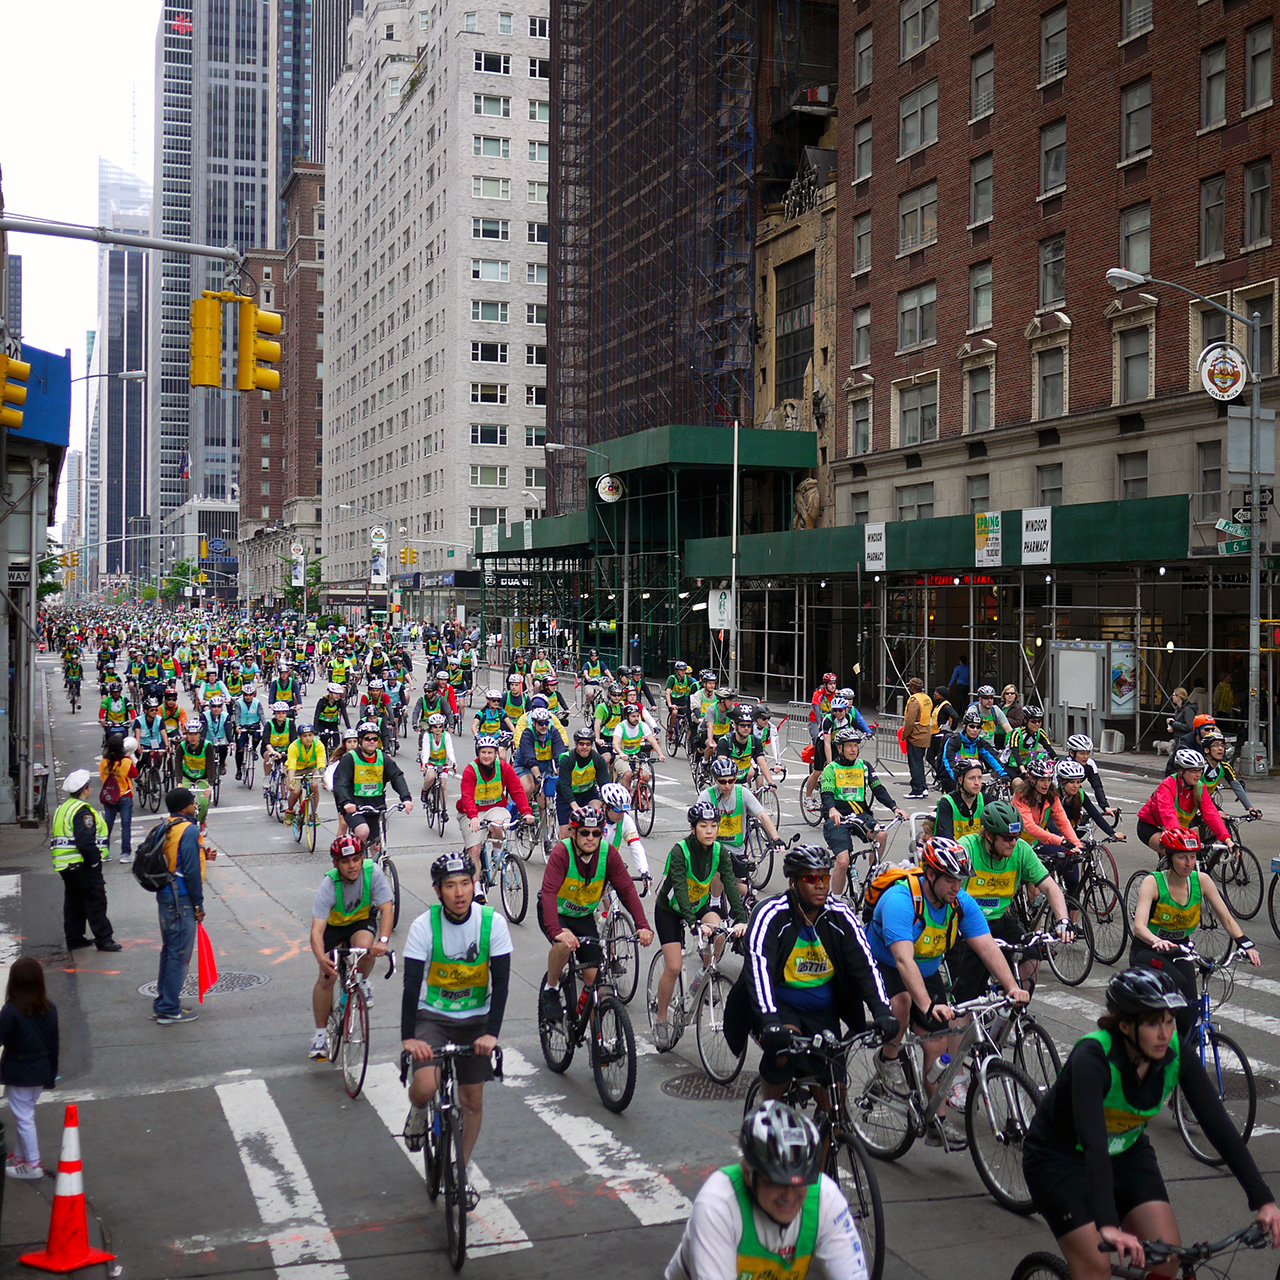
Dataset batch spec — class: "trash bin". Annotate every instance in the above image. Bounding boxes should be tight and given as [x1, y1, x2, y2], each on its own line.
[32, 763, 48, 822]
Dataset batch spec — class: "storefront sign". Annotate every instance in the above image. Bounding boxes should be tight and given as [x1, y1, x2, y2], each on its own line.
[975, 511, 1002, 567]
[863, 523, 886, 572]
[1021, 507, 1052, 564]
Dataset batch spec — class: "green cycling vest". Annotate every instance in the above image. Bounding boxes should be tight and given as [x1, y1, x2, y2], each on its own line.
[1077, 1028, 1179, 1156]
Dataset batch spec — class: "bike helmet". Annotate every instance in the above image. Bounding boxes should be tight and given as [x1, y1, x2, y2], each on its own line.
[732, 706, 754, 725]
[474, 734, 500, 750]
[674, 661, 689, 672]
[976, 685, 997, 698]
[606, 682, 624, 699]
[740, 1101, 823, 1188]
[123, 736, 139, 753]
[368, 677, 384, 690]
[330, 833, 363, 860]
[1066, 734, 1094, 753]
[570, 806, 605, 832]
[1200, 727, 1226, 746]
[356, 720, 381, 737]
[1173, 747, 1207, 771]
[544, 674, 558, 687]
[573, 726, 595, 743]
[1106, 966, 1187, 1016]
[243, 683, 257, 695]
[832, 726, 862, 747]
[530, 708, 552, 727]
[822, 672, 837, 684]
[208, 694, 225, 707]
[920, 836, 972, 879]
[431, 851, 472, 885]
[341, 727, 359, 741]
[328, 682, 345, 696]
[962, 709, 983, 728]
[1055, 758, 1086, 781]
[1022, 704, 1045, 720]
[1023, 755, 1054, 780]
[710, 755, 738, 780]
[1193, 714, 1217, 733]
[1159, 827, 1202, 854]
[688, 800, 720, 825]
[144, 696, 160, 710]
[755, 705, 772, 719]
[829, 696, 851, 712]
[485, 688, 502, 701]
[699, 669, 717, 682]
[599, 782, 631, 811]
[783, 844, 834, 877]
[437, 670, 451, 683]
[184, 720, 203, 734]
[715, 687, 736, 701]
[427, 712, 447, 729]
[293, 721, 313, 734]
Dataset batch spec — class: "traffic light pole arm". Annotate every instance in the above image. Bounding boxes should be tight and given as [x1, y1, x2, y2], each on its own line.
[0, 215, 243, 271]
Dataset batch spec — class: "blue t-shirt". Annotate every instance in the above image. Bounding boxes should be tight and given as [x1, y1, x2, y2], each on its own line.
[868, 880, 990, 977]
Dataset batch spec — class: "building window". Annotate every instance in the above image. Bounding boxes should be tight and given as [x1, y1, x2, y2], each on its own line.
[1200, 176, 1225, 259]
[1245, 160, 1272, 247]
[471, 423, 507, 445]
[470, 506, 507, 527]
[472, 217, 510, 240]
[529, 57, 551, 78]
[527, 262, 549, 285]
[1121, 78, 1152, 160]
[260, 456, 271, 471]
[898, 282, 936, 350]
[853, 305, 871, 366]
[473, 95, 511, 118]
[528, 221, 550, 243]
[853, 213, 872, 273]
[967, 364, 992, 433]
[471, 300, 509, 322]
[1198, 440, 1223, 520]
[1041, 6, 1067, 81]
[1040, 119, 1066, 194]
[1201, 44, 1226, 130]
[472, 176, 510, 199]
[527, 181, 550, 203]
[529, 140, 550, 163]
[899, 380, 938, 445]
[854, 120, 873, 181]
[525, 466, 547, 488]
[899, 182, 937, 253]
[855, 26, 873, 89]
[899, 81, 938, 156]
[972, 0, 994, 13]
[261, 433, 271, 447]
[1119, 327, 1150, 402]
[775, 252, 816, 401]
[1119, 451, 1148, 500]
[529, 99, 551, 122]
[526, 344, 548, 366]
[896, 481, 934, 521]
[970, 153, 993, 223]
[1121, 203, 1150, 275]
[971, 47, 994, 118]
[499, 12, 513, 33]
[260, 481, 271, 496]
[970, 260, 992, 329]
[1246, 22, 1273, 110]
[471, 258, 509, 281]
[526, 303, 548, 325]
[1037, 463, 1063, 506]
[1037, 346, 1065, 419]
[1039, 235, 1065, 308]
[1198, 301, 1229, 352]
[471, 341, 508, 363]
[464, 12, 478, 31]
[900, 0, 938, 59]
[526, 426, 547, 447]
[530, 16, 549, 37]
[849, 396, 871, 456]
[1122, 0, 1152, 40]
[473, 51, 511, 75]
[526, 385, 547, 406]
[1237, 287, 1276, 376]
[967, 473, 990, 514]
[470, 465, 508, 487]
[471, 382, 508, 404]
[850, 492, 870, 525]
[473, 135, 510, 158]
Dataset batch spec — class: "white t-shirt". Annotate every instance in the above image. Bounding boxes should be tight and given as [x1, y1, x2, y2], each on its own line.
[665, 1170, 867, 1280]
[603, 811, 649, 878]
[404, 901, 513, 1019]
[418, 729, 457, 769]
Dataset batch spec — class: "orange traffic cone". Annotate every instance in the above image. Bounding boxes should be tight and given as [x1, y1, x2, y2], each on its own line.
[19, 1104, 115, 1273]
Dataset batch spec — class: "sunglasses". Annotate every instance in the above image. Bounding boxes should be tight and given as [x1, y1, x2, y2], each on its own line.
[577, 829, 604, 838]
[799, 873, 831, 885]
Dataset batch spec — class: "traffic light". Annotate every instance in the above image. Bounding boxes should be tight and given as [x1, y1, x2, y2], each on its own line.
[236, 300, 282, 393]
[409, 549, 419, 565]
[399, 547, 408, 566]
[190, 296, 223, 388]
[0, 352, 31, 429]
[70, 551, 79, 568]
[58, 554, 67, 567]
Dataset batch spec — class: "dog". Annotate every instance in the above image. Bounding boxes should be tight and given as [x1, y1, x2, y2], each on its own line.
[1152, 738, 1174, 757]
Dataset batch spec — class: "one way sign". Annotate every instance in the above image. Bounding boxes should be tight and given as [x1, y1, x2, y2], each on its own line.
[1232, 507, 1254, 524]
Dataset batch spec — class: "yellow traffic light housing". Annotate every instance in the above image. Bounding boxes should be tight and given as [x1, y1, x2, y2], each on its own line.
[409, 548, 419, 565]
[190, 296, 223, 388]
[70, 552, 79, 568]
[0, 352, 32, 429]
[237, 301, 282, 393]
[399, 548, 408, 566]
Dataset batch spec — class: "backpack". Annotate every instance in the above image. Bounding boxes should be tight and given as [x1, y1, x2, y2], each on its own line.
[132, 817, 179, 893]
[861, 866, 961, 952]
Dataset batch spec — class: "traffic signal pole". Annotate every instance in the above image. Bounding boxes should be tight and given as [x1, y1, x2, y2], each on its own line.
[0, 214, 244, 273]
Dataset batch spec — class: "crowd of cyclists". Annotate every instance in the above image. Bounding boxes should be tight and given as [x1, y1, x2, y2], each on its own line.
[44, 608, 1280, 1278]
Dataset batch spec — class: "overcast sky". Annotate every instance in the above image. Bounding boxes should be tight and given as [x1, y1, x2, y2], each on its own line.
[5, 0, 159, 523]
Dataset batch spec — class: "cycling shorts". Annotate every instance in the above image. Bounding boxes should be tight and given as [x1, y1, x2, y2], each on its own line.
[877, 964, 948, 1031]
[654, 901, 715, 948]
[411, 1011, 494, 1085]
[757, 1008, 842, 1086]
[322, 916, 376, 953]
[534, 897, 603, 967]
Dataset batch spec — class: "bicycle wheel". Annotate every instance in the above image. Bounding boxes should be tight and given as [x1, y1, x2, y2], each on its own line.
[499, 851, 529, 924]
[1008, 1015, 1062, 1097]
[799, 776, 822, 827]
[1269, 874, 1280, 942]
[1010, 1253, 1071, 1280]
[1094, 843, 1120, 890]
[1174, 1029, 1256, 1165]
[325, 986, 345, 1063]
[1123, 868, 1150, 924]
[757, 785, 781, 829]
[746, 823, 775, 891]
[382, 855, 401, 930]
[340, 985, 369, 1098]
[434, 787, 449, 837]
[694, 972, 746, 1085]
[844, 1038, 916, 1160]
[442, 1108, 467, 1270]
[211, 768, 221, 808]
[604, 910, 640, 1003]
[635, 771, 655, 837]
[666, 717, 680, 758]
[832, 1132, 885, 1280]
[513, 816, 538, 861]
[1195, 904, 1233, 964]
[965, 1058, 1039, 1213]
[244, 749, 256, 789]
[306, 804, 318, 854]
[265, 772, 279, 819]
[1081, 877, 1128, 967]
[1045, 899, 1093, 986]
[645, 950, 684, 1042]
[292, 802, 304, 843]
[1217, 844, 1264, 921]
[591, 993, 637, 1113]
[538, 978, 575, 1072]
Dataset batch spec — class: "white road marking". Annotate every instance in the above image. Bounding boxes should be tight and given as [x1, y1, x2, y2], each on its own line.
[215, 1078, 348, 1278]
[0, 874, 21, 993]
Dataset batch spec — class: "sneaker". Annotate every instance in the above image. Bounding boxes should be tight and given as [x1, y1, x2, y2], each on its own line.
[904, 791, 929, 800]
[119, 852, 133, 864]
[474, 889, 487, 905]
[150, 1005, 193, 1022]
[874, 1049, 908, 1097]
[654, 1020, 672, 1052]
[360, 976, 375, 1010]
[539, 985, 563, 1023]
[308, 1029, 329, 1060]
[156, 1008, 200, 1025]
[404, 1107, 427, 1151]
[8, 1160, 44, 1179]
[925, 1117, 967, 1150]
[947, 1078, 969, 1110]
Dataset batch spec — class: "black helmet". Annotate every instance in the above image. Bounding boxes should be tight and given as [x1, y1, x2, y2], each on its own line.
[783, 844, 834, 878]
[740, 1101, 822, 1187]
[570, 805, 605, 832]
[732, 706, 754, 725]
[1106, 967, 1187, 1016]
[573, 726, 595, 743]
[1023, 755, 1054, 780]
[431, 852, 473, 886]
[962, 709, 983, 728]
[607, 682, 624, 699]
[687, 800, 719, 826]
[980, 799, 1022, 837]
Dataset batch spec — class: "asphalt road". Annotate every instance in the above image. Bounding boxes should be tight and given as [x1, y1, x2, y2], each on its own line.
[7, 652, 1280, 1280]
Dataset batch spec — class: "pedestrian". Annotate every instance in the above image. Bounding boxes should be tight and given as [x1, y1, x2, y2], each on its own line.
[902, 677, 933, 799]
[152, 787, 211, 1026]
[1000, 684, 1023, 730]
[948, 656, 970, 708]
[50, 771, 121, 954]
[99, 734, 138, 864]
[1, 956, 58, 1180]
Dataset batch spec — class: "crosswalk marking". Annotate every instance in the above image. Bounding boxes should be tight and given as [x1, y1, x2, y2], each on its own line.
[0, 874, 21, 993]
[216, 1079, 348, 1278]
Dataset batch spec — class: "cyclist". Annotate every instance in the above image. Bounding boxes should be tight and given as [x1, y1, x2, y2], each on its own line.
[807, 672, 839, 743]
[537, 804, 653, 1023]
[159, 686, 187, 740]
[697, 755, 784, 902]
[716, 705, 777, 789]
[1056, 758, 1123, 839]
[132, 695, 170, 762]
[699, 686, 738, 766]
[1006, 704, 1056, 775]
[401, 851, 512, 1199]
[664, 660, 696, 742]
[926, 686, 960, 783]
[729, 844, 895, 1103]
[308, 833, 394, 1059]
[803, 692, 868, 814]
[867, 837, 1027, 1149]
[580, 648, 609, 709]
[933, 758, 986, 840]
[419, 711, 457, 809]
[651, 801, 749, 1051]
[174, 720, 217, 830]
[1129, 827, 1259, 1034]
[593, 682, 628, 767]
[1200, 727, 1262, 817]
[539, 672, 571, 725]
[1137, 748, 1234, 856]
[514, 705, 568, 797]
[1022, 968, 1280, 1280]
[471, 688, 506, 739]
[598, 780, 651, 882]
[1064, 734, 1117, 819]
[332, 719, 414, 845]
[456, 733, 535, 892]
[261, 701, 298, 778]
[612, 701, 665, 786]
[820, 728, 907, 897]
[751, 704, 783, 771]
[556, 727, 609, 838]
[502, 671, 526, 725]
[64, 650, 84, 705]
[313, 682, 350, 751]
[232, 682, 266, 779]
[1012, 757, 1084, 871]
[688, 668, 719, 742]
[285, 722, 327, 826]
[965, 684, 1010, 743]
[530, 645, 553, 686]
[266, 660, 301, 718]
[666, 1101, 873, 1280]
[202, 694, 235, 780]
[99, 678, 133, 747]
[941, 709, 1006, 783]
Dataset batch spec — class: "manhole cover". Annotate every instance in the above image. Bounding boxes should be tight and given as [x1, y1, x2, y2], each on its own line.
[661, 1071, 759, 1102]
[1256, 1075, 1280, 1098]
[137, 970, 270, 998]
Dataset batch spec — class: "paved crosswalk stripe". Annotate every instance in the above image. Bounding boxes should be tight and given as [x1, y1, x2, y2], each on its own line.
[0, 873, 19, 992]
[216, 1078, 349, 1278]
[359, 1061, 532, 1257]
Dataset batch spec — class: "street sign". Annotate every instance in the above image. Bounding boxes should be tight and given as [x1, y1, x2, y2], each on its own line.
[1216, 518, 1252, 537]
[369, 526, 388, 546]
[1244, 487, 1275, 506]
[1232, 508, 1254, 524]
[1219, 538, 1253, 554]
[7, 565, 29, 587]
[707, 587, 733, 630]
[290, 541, 304, 556]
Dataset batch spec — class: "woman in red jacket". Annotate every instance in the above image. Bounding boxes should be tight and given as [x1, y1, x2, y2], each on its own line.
[1136, 747, 1233, 855]
[1013, 757, 1084, 895]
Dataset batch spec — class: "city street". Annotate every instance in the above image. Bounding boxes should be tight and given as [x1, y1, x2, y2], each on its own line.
[7, 653, 1280, 1279]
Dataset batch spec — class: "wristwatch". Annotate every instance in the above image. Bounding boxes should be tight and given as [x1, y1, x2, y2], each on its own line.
[379, 935, 390, 944]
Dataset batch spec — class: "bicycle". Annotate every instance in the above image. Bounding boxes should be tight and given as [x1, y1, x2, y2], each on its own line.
[400, 1042, 504, 1271]
[739, 823, 790, 893]
[351, 803, 403, 930]
[237, 727, 259, 789]
[323, 944, 397, 1099]
[830, 814, 910, 914]
[799, 768, 823, 827]
[1199, 812, 1263, 921]
[664, 705, 687, 758]
[1072, 827, 1129, 966]
[263, 757, 286, 821]
[66, 679, 80, 715]
[644, 923, 747, 1084]
[1011, 1221, 1269, 1280]
[135, 749, 165, 814]
[291, 773, 321, 852]
[477, 815, 529, 924]
[422, 764, 453, 838]
[595, 872, 649, 1004]
[750, 774, 781, 830]
[539, 946, 638, 1112]
[847, 991, 1042, 1213]
[988, 934, 1066, 1095]
[1124, 860, 1233, 964]
[626, 750, 656, 838]
[742, 1028, 887, 1280]
[1007, 873, 1094, 985]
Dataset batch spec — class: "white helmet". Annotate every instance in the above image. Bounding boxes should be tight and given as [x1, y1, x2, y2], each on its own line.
[122, 736, 139, 753]
[328, 682, 345, 695]
[271, 700, 290, 713]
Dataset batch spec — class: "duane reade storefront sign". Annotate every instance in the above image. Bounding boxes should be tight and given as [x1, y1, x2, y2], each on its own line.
[1022, 508, 1052, 564]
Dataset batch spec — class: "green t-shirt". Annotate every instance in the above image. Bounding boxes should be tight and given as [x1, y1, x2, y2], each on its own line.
[958, 831, 1049, 919]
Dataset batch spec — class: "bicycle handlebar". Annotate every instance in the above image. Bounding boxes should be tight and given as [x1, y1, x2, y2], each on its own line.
[329, 945, 398, 979]
[399, 1044, 505, 1084]
[1098, 1221, 1266, 1265]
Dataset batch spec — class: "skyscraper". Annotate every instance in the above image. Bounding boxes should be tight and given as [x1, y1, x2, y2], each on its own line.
[4, 254, 20, 341]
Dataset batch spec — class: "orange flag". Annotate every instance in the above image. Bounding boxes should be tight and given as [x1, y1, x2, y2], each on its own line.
[197, 922, 219, 1003]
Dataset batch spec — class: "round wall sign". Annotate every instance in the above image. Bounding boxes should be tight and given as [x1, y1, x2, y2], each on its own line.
[596, 474, 624, 504]
[1199, 343, 1250, 401]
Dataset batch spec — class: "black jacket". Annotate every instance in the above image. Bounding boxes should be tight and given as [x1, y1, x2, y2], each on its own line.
[725, 890, 891, 1055]
[332, 749, 412, 812]
[0, 1005, 58, 1088]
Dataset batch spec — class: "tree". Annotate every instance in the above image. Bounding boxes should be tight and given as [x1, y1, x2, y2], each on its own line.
[37, 537, 65, 602]
[280, 555, 326, 614]
[161, 558, 197, 603]
[141, 585, 159, 602]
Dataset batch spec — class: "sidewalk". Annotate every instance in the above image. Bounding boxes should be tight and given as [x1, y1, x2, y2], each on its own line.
[1097, 747, 1280, 795]
[0, 1151, 115, 1274]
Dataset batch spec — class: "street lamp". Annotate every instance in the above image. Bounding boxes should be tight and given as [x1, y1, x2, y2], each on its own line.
[69, 369, 146, 384]
[1106, 267, 1268, 773]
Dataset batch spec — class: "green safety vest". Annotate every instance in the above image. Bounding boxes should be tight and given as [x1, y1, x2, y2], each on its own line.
[942, 791, 985, 839]
[823, 760, 870, 808]
[50, 797, 108, 871]
[351, 750, 384, 798]
[617, 720, 647, 756]
[326, 861, 374, 926]
[424, 731, 449, 765]
[181, 742, 210, 780]
[1148, 870, 1201, 940]
[424, 904, 494, 1015]
[662, 839, 719, 915]
[1077, 1028, 1179, 1156]
[723, 1164, 818, 1280]
[557, 848, 609, 917]
[568, 753, 600, 795]
[700, 785, 747, 847]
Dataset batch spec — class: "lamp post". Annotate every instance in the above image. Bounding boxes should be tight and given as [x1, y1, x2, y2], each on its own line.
[1106, 267, 1268, 773]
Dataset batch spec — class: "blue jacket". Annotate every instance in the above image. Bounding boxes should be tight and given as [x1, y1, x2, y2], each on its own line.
[515, 725, 567, 772]
[942, 731, 1005, 781]
[165, 816, 204, 909]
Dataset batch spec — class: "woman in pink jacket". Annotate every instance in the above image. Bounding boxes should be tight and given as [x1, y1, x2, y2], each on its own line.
[1136, 747, 1232, 855]
[1012, 757, 1085, 898]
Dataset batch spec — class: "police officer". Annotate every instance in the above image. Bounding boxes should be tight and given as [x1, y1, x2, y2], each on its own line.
[51, 769, 121, 953]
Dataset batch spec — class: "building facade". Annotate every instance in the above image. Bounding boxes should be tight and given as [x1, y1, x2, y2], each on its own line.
[4, 254, 20, 342]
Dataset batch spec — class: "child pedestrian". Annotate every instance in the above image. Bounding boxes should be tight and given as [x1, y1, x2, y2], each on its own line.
[1, 957, 59, 1179]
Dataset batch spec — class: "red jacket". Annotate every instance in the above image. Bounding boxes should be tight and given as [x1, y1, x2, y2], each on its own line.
[538, 840, 650, 940]
[456, 757, 532, 819]
[809, 686, 836, 724]
[1138, 775, 1229, 844]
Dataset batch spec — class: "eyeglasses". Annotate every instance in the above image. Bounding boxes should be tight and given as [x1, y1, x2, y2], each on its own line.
[799, 873, 831, 885]
[577, 830, 604, 839]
